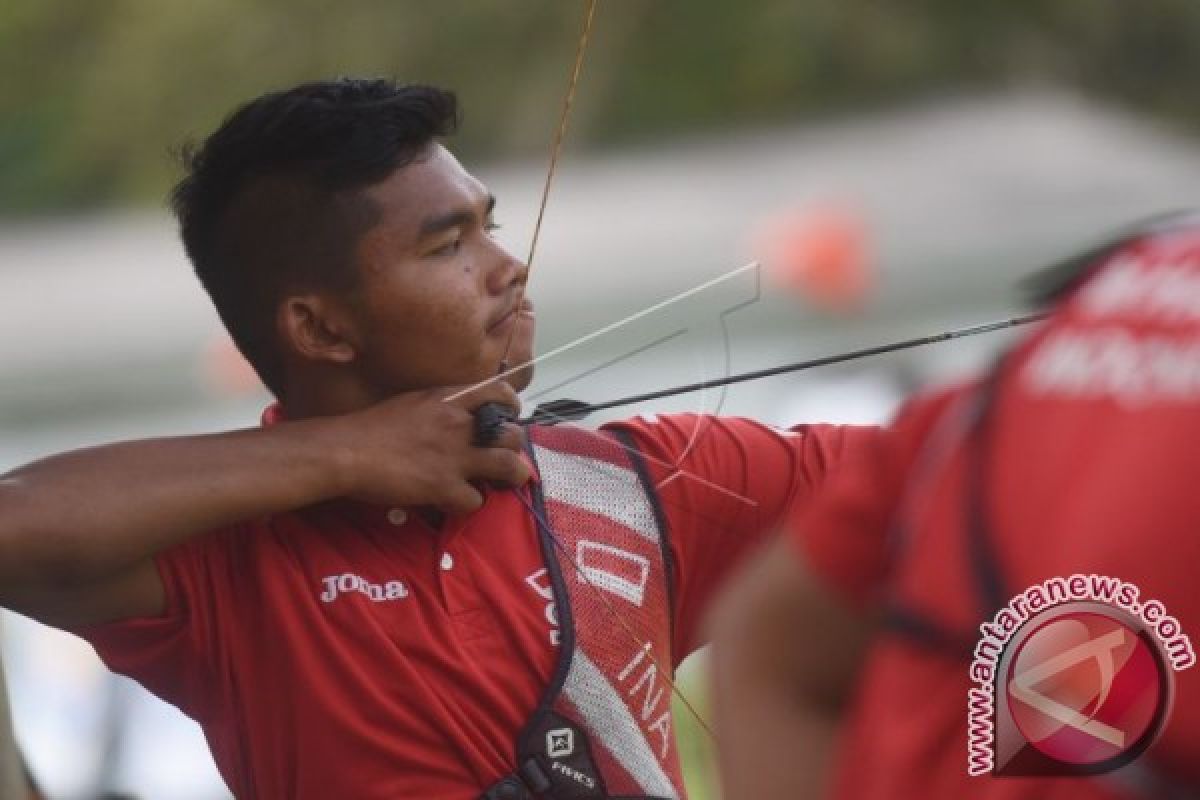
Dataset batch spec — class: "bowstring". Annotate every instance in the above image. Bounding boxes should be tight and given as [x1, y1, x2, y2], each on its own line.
[502, 0, 719, 745]
[497, 0, 599, 372]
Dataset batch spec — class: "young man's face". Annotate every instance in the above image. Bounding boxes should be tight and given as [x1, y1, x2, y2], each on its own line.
[349, 143, 535, 395]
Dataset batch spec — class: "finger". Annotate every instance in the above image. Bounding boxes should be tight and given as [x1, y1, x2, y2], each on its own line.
[440, 483, 485, 516]
[447, 380, 521, 415]
[468, 448, 532, 488]
[496, 381, 521, 413]
[471, 403, 516, 447]
[487, 422, 524, 454]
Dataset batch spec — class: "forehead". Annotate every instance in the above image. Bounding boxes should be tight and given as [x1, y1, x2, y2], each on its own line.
[362, 143, 487, 234]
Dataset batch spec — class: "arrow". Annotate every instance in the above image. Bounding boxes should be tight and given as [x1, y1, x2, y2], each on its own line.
[524, 312, 1047, 424]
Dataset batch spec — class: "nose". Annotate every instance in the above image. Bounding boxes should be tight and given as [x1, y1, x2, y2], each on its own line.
[486, 240, 528, 295]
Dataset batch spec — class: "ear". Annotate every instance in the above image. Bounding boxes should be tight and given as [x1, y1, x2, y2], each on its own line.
[277, 293, 360, 366]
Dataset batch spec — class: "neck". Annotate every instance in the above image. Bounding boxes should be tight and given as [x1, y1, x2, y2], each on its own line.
[281, 371, 382, 420]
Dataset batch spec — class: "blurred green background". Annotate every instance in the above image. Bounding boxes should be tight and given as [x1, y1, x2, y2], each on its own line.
[4, 0, 1200, 215]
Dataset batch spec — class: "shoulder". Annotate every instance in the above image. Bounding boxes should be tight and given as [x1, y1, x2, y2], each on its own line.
[602, 412, 817, 452]
[604, 412, 882, 469]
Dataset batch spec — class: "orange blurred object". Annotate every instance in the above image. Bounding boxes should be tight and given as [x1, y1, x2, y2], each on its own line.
[202, 335, 264, 396]
[753, 204, 873, 314]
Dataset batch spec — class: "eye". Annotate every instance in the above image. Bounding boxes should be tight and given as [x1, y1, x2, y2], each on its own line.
[429, 237, 463, 257]
[485, 221, 502, 236]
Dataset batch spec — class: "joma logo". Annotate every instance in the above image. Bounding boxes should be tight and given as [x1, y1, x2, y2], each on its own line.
[320, 573, 409, 603]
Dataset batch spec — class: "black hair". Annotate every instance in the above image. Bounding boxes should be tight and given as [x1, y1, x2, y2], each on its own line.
[170, 78, 459, 397]
[1021, 210, 1200, 308]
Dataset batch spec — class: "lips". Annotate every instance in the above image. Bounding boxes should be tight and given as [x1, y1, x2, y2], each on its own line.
[488, 298, 535, 332]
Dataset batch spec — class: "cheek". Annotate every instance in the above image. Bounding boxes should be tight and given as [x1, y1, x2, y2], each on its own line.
[375, 263, 481, 330]
[433, 267, 487, 330]
[367, 275, 493, 377]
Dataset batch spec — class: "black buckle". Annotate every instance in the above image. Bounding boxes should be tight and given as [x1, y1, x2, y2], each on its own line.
[481, 776, 530, 800]
[519, 757, 552, 794]
[480, 758, 551, 800]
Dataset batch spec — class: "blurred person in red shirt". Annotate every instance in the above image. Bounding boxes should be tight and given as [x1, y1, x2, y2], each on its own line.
[710, 213, 1200, 799]
[0, 79, 878, 799]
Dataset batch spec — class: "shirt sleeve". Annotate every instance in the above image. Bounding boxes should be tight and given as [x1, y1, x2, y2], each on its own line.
[604, 413, 880, 660]
[786, 387, 964, 609]
[68, 526, 241, 722]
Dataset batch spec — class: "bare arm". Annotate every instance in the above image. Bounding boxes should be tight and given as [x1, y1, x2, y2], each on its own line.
[708, 538, 875, 800]
[0, 383, 528, 628]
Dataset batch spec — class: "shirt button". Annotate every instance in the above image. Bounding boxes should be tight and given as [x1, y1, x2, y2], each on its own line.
[440, 552, 454, 571]
[386, 508, 408, 526]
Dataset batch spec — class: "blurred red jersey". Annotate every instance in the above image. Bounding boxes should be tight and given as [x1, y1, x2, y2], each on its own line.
[791, 222, 1200, 798]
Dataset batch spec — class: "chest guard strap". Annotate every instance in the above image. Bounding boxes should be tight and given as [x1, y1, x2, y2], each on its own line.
[482, 424, 686, 800]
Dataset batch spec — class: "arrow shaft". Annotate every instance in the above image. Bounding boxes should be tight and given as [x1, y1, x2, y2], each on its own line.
[524, 311, 1047, 423]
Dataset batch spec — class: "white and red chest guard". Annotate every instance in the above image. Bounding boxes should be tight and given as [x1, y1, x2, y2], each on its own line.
[482, 424, 686, 800]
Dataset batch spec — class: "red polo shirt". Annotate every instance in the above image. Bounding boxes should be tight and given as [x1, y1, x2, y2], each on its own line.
[792, 232, 1200, 797]
[76, 413, 875, 799]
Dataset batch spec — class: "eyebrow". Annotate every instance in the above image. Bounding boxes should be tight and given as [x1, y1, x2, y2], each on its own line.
[417, 194, 496, 239]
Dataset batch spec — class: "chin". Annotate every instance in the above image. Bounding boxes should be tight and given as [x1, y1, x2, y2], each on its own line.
[508, 362, 535, 392]
[503, 330, 536, 392]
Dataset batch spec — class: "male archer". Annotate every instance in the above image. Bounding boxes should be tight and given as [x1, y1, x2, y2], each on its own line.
[0, 79, 876, 799]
